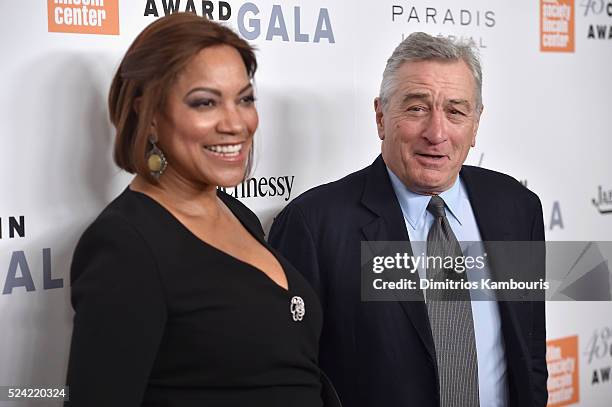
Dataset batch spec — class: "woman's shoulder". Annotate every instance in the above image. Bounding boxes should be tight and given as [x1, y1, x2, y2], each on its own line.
[75, 189, 151, 252]
[83, 188, 153, 235]
[77, 187, 265, 254]
[70, 189, 164, 287]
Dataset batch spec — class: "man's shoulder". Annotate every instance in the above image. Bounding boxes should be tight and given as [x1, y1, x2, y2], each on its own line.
[271, 162, 381, 245]
[461, 165, 542, 207]
[274, 164, 377, 232]
[291, 165, 370, 209]
[461, 165, 520, 186]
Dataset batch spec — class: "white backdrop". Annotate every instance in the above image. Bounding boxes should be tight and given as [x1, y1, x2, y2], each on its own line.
[1, 1, 611, 406]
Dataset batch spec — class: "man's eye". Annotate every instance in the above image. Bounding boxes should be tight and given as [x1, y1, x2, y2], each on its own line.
[408, 106, 426, 112]
[449, 109, 465, 116]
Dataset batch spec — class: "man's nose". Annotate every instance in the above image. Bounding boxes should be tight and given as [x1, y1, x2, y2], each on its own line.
[422, 109, 446, 144]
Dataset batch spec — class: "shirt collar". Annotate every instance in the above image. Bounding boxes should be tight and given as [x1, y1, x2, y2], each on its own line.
[387, 167, 464, 230]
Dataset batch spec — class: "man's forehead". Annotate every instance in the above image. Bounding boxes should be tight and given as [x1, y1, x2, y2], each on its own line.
[393, 60, 476, 101]
[400, 92, 471, 105]
[398, 58, 471, 73]
[398, 59, 472, 82]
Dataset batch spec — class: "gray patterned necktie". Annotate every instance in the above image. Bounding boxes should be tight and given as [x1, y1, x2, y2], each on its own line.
[426, 195, 480, 407]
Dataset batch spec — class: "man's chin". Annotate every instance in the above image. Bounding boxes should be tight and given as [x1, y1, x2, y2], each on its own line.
[412, 174, 454, 195]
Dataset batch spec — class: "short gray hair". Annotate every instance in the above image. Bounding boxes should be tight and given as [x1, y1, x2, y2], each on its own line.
[379, 32, 483, 111]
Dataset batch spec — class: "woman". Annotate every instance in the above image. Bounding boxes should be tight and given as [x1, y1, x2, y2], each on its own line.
[66, 13, 337, 407]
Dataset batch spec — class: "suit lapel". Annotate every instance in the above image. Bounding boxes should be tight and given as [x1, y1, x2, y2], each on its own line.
[460, 166, 513, 241]
[461, 166, 532, 398]
[461, 166, 495, 241]
[360, 156, 436, 362]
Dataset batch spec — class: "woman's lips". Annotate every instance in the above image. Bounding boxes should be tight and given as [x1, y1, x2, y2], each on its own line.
[203, 142, 247, 162]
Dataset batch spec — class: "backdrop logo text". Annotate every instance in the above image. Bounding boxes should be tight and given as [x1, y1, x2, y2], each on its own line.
[48, 0, 120, 35]
[389, 3, 496, 48]
[540, 0, 575, 52]
[581, 0, 612, 40]
[1, 216, 63, 295]
[592, 185, 612, 214]
[218, 175, 295, 201]
[143, 1, 335, 43]
[547, 335, 580, 406]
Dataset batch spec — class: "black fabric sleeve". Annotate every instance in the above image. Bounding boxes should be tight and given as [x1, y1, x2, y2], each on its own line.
[65, 213, 167, 407]
[529, 194, 548, 407]
[268, 204, 325, 307]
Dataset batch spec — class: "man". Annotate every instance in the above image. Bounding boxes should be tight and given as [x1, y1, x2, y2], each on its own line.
[269, 33, 547, 407]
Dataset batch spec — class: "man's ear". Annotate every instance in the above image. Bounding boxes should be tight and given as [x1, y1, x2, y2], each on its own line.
[374, 97, 385, 140]
[471, 104, 484, 147]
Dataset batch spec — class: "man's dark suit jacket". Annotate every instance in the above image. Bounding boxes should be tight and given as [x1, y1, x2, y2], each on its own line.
[269, 155, 548, 407]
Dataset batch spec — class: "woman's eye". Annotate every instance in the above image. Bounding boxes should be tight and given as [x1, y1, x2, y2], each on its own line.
[189, 99, 215, 108]
[241, 95, 256, 104]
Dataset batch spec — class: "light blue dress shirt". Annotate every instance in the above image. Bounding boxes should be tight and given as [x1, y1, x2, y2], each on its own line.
[387, 167, 508, 407]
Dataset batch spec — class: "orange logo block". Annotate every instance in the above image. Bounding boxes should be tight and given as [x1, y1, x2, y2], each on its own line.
[48, 0, 119, 35]
[540, 0, 575, 52]
[547, 336, 580, 406]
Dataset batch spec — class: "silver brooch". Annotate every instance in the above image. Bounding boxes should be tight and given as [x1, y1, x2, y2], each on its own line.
[290, 296, 305, 322]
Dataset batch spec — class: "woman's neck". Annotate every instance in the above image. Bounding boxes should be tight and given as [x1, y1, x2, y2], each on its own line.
[130, 170, 221, 218]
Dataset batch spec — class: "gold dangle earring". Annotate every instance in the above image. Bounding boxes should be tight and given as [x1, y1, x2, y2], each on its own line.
[146, 135, 168, 180]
